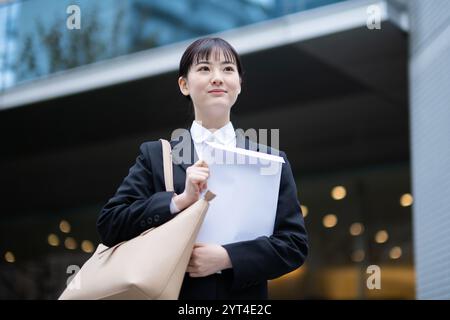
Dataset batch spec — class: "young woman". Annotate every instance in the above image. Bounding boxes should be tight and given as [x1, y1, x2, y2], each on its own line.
[97, 37, 308, 299]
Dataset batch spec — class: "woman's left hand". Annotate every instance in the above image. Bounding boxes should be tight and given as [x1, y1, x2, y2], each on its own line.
[187, 243, 232, 277]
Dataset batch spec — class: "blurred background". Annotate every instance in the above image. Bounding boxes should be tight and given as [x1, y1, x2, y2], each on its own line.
[0, 0, 448, 299]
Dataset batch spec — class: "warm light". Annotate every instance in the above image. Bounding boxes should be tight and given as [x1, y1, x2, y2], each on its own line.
[300, 205, 308, 218]
[351, 249, 365, 262]
[4, 251, 15, 263]
[400, 193, 413, 207]
[274, 264, 307, 282]
[81, 240, 94, 253]
[48, 233, 60, 246]
[64, 237, 77, 250]
[59, 220, 71, 233]
[349, 223, 364, 236]
[331, 186, 346, 200]
[390, 246, 402, 259]
[375, 230, 389, 244]
[323, 214, 338, 228]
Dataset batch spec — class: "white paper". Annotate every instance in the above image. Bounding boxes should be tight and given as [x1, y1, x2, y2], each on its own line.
[195, 142, 284, 245]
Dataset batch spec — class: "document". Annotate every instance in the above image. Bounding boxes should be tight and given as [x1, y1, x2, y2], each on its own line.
[195, 141, 285, 245]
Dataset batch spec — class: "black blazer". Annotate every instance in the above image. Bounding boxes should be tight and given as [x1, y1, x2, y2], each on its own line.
[97, 129, 308, 300]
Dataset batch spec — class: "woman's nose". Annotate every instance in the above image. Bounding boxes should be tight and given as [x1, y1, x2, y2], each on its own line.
[211, 71, 223, 85]
[211, 77, 223, 85]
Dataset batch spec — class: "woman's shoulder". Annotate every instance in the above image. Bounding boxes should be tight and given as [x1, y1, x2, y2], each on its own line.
[137, 140, 164, 158]
[139, 140, 162, 148]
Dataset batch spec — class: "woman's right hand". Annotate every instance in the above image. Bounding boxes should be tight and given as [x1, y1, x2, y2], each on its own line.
[172, 159, 209, 211]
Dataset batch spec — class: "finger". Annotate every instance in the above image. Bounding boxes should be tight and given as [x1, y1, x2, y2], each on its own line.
[194, 159, 208, 167]
[190, 175, 208, 183]
[193, 175, 209, 184]
[194, 243, 206, 247]
[189, 171, 208, 178]
[186, 266, 196, 273]
[190, 180, 207, 188]
[190, 169, 209, 177]
[189, 272, 201, 278]
[189, 172, 208, 180]
[192, 167, 209, 174]
[189, 179, 206, 186]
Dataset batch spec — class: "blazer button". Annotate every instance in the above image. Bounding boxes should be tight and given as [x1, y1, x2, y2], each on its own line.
[146, 217, 153, 225]
[154, 215, 160, 222]
[140, 220, 146, 228]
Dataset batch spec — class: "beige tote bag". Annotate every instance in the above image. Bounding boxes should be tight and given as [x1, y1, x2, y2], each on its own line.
[59, 139, 215, 300]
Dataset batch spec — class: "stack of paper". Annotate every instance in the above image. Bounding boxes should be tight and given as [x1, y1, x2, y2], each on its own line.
[195, 141, 285, 245]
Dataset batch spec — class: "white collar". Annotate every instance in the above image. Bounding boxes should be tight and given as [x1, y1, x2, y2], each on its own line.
[190, 120, 236, 145]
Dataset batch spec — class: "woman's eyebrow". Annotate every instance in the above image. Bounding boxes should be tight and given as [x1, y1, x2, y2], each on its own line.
[195, 60, 236, 65]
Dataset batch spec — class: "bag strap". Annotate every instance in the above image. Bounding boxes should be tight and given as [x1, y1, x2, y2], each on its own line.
[159, 139, 174, 192]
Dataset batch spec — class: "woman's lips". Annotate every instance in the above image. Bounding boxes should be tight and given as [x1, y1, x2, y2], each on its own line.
[208, 90, 226, 95]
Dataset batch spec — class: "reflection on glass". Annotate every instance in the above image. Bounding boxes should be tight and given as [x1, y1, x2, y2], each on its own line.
[64, 237, 77, 250]
[4, 251, 15, 263]
[331, 185, 346, 200]
[323, 214, 337, 228]
[390, 246, 402, 259]
[351, 249, 364, 262]
[349, 222, 364, 236]
[400, 193, 413, 207]
[375, 230, 389, 244]
[47, 233, 60, 246]
[59, 220, 71, 233]
[81, 240, 94, 253]
[0, 0, 347, 90]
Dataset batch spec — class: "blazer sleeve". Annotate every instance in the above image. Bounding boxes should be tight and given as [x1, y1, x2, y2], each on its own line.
[222, 151, 309, 291]
[97, 142, 176, 247]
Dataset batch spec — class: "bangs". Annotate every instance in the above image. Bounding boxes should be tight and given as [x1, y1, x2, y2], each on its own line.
[192, 45, 237, 65]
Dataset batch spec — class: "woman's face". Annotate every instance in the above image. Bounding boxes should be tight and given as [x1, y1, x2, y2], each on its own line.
[179, 49, 241, 120]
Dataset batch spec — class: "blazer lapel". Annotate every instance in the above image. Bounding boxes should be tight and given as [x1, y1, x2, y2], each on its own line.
[170, 133, 198, 172]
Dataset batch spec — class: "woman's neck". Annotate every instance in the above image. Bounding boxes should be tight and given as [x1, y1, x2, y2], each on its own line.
[194, 115, 230, 133]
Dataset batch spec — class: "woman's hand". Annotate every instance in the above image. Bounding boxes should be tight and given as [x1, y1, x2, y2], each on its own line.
[187, 243, 233, 277]
[173, 159, 209, 210]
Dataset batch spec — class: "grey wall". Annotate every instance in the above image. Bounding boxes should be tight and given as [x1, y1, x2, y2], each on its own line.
[409, 0, 450, 299]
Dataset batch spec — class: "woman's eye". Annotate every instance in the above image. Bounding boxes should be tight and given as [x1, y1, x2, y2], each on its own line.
[198, 66, 209, 71]
[224, 66, 235, 72]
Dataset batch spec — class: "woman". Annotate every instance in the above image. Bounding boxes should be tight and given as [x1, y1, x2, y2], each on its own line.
[97, 37, 308, 300]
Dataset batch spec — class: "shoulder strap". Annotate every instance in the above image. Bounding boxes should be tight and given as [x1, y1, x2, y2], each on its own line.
[159, 139, 174, 192]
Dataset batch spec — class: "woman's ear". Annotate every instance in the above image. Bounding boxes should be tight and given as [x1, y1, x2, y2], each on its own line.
[178, 76, 189, 96]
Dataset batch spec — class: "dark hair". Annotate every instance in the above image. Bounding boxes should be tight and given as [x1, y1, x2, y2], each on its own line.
[178, 37, 244, 90]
